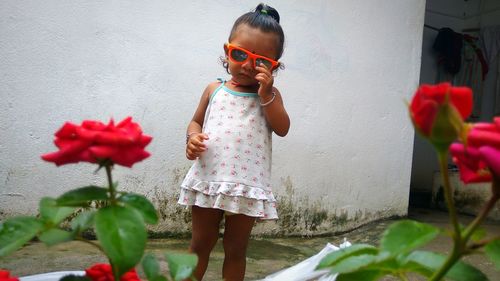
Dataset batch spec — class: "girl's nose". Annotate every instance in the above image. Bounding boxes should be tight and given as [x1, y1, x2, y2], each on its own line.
[241, 59, 254, 71]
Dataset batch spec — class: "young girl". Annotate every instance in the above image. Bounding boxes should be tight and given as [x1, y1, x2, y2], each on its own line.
[178, 3, 290, 280]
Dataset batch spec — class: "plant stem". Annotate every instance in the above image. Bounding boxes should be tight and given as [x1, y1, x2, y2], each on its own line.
[430, 248, 461, 281]
[437, 151, 461, 237]
[462, 178, 500, 243]
[429, 151, 463, 281]
[105, 164, 116, 203]
[467, 235, 500, 251]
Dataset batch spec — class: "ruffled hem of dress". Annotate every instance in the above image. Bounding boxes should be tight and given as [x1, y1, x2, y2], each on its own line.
[181, 176, 276, 202]
[178, 188, 278, 220]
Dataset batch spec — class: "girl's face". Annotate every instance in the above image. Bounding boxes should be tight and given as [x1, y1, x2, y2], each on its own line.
[224, 24, 280, 87]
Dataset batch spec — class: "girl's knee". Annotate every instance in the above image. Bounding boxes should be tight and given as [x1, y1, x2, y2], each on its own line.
[191, 237, 218, 255]
[223, 239, 248, 259]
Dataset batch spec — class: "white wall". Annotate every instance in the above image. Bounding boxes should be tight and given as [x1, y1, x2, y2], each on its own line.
[0, 0, 425, 235]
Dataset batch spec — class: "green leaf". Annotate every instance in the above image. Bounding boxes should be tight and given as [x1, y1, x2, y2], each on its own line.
[336, 270, 385, 281]
[56, 186, 109, 206]
[0, 216, 43, 257]
[142, 253, 168, 281]
[39, 228, 74, 246]
[398, 257, 434, 278]
[326, 254, 378, 274]
[469, 227, 486, 242]
[165, 252, 198, 281]
[39, 197, 77, 224]
[380, 220, 439, 255]
[118, 193, 158, 224]
[70, 211, 95, 234]
[95, 205, 147, 279]
[404, 251, 488, 281]
[485, 239, 500, 270]
[317, 244, 378, 269]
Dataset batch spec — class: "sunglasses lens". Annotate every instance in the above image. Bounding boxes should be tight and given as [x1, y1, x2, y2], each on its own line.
[255, 58, 273, 69]
[230, 49, 248, 62]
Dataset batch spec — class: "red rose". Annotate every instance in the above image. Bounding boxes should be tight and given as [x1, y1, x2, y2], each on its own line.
[450, 118, 500, 183]
[410, 83, 472, 150]
[42, 117, 152, 167]
[0, 270, 19, 281]
[85, 263, 141, 281]
[410, 83, 472, 135]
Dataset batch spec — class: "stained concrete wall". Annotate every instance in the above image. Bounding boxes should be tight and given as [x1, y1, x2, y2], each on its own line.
[0, 0, 425, 235]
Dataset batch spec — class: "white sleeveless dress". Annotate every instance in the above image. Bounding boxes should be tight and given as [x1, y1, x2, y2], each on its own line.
[178, 80, 278, 219]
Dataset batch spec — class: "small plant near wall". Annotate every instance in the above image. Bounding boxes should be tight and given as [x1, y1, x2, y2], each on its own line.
[317, 83, 500, 280]
[0, 117, 198, 281]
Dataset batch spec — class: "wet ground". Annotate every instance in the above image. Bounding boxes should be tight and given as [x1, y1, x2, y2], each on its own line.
[1, 208, 499, 280]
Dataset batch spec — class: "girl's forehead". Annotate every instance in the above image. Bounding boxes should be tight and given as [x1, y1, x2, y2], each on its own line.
[230, 24, 279, 57]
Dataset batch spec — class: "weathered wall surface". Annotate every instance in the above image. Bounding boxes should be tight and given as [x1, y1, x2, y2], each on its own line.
[0, 0, 425, 235]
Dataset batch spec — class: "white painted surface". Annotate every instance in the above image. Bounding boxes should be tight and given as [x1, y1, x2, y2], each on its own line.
[0, 0, 425, 234]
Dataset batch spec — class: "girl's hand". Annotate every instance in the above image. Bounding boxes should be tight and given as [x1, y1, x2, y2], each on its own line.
[255, 63, 274, 98]
[186, 133, 209, 160]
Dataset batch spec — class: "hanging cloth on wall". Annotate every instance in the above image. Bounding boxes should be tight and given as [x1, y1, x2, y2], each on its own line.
[454, 35, 489, 119]
[433, 28, 463, 75]
[432, 27, 489, 120]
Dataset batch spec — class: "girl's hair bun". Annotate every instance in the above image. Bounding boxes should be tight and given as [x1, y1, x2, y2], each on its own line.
[255, 3, 280, 23]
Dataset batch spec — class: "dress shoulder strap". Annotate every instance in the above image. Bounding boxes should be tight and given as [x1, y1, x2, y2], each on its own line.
[210, 78, 226, 101]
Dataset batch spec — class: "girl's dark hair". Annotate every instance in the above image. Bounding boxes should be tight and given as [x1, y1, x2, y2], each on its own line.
[221, 3, 285, 73]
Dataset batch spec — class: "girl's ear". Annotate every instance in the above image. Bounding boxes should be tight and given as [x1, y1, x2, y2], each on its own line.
[223, 43, 229, 55]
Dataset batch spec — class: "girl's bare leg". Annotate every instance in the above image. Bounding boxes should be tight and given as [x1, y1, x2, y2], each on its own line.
[190, 206, 224, 280]
[222, 214, 256, 281]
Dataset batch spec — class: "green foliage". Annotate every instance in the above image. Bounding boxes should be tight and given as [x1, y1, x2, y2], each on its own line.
[39, 197, 77, 225]
[0, 217, 43, 257]
[70, 211, 95, 234]
[56, 186, 109, 206]
[485, 239, 500, 270]
[380, 220, 440, 255]
[118, 193, 159, 224]
[317, 244, 378, 269]
[335, 270, 384, 281]
[95, 205, 147, 279]
[165, 252, 198, 281]
[318, 219, 491, 280]
[0, 163, 200, 280]
[38, 228, 74, 246]
[405, 251, 488, 281]
[469, 226, 486, 242]
[142, 254, 169, 281]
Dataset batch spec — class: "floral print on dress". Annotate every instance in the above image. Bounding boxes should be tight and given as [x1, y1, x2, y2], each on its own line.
[178, 83, 277, 220]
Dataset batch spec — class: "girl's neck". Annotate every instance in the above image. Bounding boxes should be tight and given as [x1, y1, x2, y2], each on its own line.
[227, 79, 259, 92]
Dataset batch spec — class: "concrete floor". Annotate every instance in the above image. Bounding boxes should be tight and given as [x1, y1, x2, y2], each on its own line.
[1, 208, 499, 280]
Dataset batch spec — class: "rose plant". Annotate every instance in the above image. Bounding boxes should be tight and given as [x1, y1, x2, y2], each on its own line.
[0, 117, 197, 281]
[317, 82, 500, 280]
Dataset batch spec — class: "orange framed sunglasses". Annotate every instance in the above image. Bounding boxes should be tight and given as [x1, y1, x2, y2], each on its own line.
[226, 43, 279, 70]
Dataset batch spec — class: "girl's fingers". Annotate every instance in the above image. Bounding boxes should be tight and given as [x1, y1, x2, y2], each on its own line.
[255, 63, 271, 73]
[189, 143, 206, 153]
[198, 133, 209, 140]
[255, 73, 271, 83]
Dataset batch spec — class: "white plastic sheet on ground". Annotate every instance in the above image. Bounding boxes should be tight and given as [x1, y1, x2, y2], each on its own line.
[20, 271, 85, 281]
[258, 239, 351, 281]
